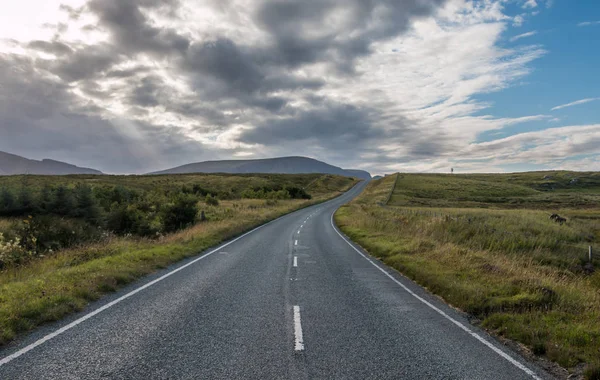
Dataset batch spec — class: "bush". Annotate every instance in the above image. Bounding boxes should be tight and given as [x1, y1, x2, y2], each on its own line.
[192, 184, 209, 195]
[17, 185, 35, 215]
[37, 185, 53, 214]
[51, 186, 75, 216]
[205, 194, 219, 206]
[286, 186, 311, 199]
[73, 184, 101, 225]
[162, 196, 199, 233]
[0, 188, 17, 216]
[14, 215, 102, 253]
[0, 232, 29, 269]
[106, 205, 144, 235]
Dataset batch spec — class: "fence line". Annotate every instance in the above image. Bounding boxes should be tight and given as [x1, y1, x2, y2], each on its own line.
[384, 173, 400, 205]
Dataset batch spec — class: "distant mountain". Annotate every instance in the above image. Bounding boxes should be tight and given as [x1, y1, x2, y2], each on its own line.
[150, 156, 371, 179]
[0, 151, 103, 175]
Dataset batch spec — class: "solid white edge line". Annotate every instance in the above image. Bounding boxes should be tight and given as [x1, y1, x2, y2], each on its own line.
[293, 256, 298, 267]
[0, 213, 287, 367]
[293, 305, 304, 351]
[329, 213, 542, 380]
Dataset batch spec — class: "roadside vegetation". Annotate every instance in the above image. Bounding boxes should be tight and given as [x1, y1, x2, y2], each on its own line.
[0, 173, 358, 345]
[336, 172, 600, 379]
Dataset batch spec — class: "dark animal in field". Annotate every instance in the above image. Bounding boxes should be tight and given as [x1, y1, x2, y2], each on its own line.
[550, 214, 567, 224]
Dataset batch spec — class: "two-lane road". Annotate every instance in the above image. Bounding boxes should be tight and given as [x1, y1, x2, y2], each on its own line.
[0, 182, 552, 379]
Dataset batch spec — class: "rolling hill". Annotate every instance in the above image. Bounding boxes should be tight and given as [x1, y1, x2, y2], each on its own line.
[0, 151, 102, 175]
[150, 156, 371, 179]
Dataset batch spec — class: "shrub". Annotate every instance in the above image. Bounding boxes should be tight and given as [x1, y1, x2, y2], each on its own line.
[37, 185, 53, 214]
[0, 232, 28, 269]
[17, 185, 35, 215]
[192, 184, 208, 195]
[106, 205, 143, 235]
[0, 188, 17, 216]
[73, 184, 101, 225]
[286, 186, 311, 199]
[162, 196, 199, 233]
[205, 194, 219, 206]
[51, 186, 74, 216]
[14, 215, 102, 253]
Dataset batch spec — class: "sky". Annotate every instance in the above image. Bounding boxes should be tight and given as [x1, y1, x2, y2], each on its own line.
[0, 0, 598, 175]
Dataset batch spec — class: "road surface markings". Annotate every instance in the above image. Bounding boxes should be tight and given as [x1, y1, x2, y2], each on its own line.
[330, 213, 542, 380]
[293, 256, 298, 267]
[293, 306, 304, 351]
[0, 215, 284, 368]
[294, 240, 298, 246]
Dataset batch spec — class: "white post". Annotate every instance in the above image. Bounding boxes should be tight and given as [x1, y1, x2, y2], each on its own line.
[590, 246, 593, 263]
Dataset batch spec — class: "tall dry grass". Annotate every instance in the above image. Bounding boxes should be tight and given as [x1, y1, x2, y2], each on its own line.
[336, 175, 600, 376]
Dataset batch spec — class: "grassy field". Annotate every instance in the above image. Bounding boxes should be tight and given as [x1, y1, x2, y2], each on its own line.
[336, 173, 600, 379]
[0, 172, 351, 197]
[389, 171, 600, 209]
[0, 173, 358, 346]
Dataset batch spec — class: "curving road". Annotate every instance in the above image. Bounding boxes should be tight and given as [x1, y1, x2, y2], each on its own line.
[0, 182, 553, 379]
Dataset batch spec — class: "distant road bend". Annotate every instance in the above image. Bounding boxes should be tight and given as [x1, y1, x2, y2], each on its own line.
[0, 182, 552, 379]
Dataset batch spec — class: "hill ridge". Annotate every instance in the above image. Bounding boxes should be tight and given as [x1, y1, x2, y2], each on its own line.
[150, 156, 371, 179]
[0, 151, 103, 175]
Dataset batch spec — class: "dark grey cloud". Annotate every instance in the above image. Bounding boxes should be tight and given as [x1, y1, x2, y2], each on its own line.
[185, 38, 265, 94]
[34, 43, 121, 82]
[0, 53, 216, 173]
[106, 66, 150, 78]
[409, 138, 455, 157]
[2, 0, 452, 173]
[128, 76, 165, 107]
[254, 0, 446, 73]
[241, 102, 387, 150]
[87, 0, 189, 55]
[28, 40, 73, 55]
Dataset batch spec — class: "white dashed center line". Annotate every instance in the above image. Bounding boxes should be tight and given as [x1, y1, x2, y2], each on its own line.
[294, 240, 298, 246]
[293, 256, 298, 267]
[293, 306, 304, 351]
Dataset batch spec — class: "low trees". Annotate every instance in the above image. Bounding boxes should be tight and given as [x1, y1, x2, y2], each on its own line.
[0, 177, 317, 267]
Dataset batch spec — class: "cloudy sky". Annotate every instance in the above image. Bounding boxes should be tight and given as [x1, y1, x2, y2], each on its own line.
[0, 0, 598, 175]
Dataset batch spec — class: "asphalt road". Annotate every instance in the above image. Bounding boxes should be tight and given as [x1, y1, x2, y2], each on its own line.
[0, 182, 553, 379]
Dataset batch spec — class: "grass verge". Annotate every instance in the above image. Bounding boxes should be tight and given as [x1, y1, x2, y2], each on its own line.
[335, 174, 600, 378]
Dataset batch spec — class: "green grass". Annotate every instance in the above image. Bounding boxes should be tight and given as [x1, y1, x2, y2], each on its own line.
[336, 172, 600, 377]
[0, 173, 358, 346]
[389, 171, 600, 209]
